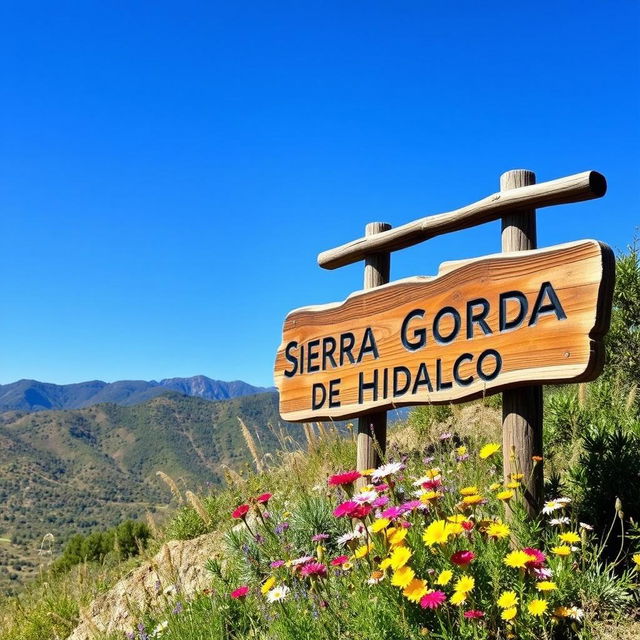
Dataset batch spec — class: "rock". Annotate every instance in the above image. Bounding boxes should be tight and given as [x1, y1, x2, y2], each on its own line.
[67, 533, 221, 640]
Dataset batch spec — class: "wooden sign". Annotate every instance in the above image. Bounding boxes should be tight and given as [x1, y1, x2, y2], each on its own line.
[274, 239, 614, 422]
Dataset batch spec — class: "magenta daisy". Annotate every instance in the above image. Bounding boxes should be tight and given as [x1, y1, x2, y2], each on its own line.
[300, 562, 327, 578]
[328, 471, 361, 486]
[451, 550, 476, 566]
[464, 610, 485, 619]
[230, 585, 249, 599]
[333, 501, 358, 518]
[330, 555, 349, 566]
[420, 590, 446, 609]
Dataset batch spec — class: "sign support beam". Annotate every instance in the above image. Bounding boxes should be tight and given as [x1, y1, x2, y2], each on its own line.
[356, 222, 391, 481]
[500, 169, 544, 517]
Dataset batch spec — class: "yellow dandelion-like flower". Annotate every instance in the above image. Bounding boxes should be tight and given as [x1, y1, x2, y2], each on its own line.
[261, 576, 276, 594]
[479, 442, 500, 459]
[354, 543, 374, 559]
[496, 490, 514, 501]
[553, 606, 571, 618]
[423, 520, 451, 546]
[456, 446, 467, 456]
[535, 581, 557, 592]
[389, 546, 412, 570]
[371, 518, 391, 533]
[504, 550, 536, 568]
[454, 575, 475, 593]
[436, 569, 453, 585]
[391, 565, 415, 588]
[462, 494, 484, 505]
[501, 606, 517, 621]
[420, 490, 443, 503]
[460, 486, 478, 496]
[559, 532, 581, 544]
[497, 591, 518, 609]
[510, 473, 524, 480]
[486, 521, 511, 539]
[551, 545, 572, 557]
[450, 590, 467, 605]
[379, 557, 392, 570]
[506, 481, 521, 489]
[403, 578, 428, 603]
[490, 482, 502, 491]
[388, 528, 408, 546]
[425, 467, 441, 479]
[446, 514, 467, 523]
[528, 599, 548, 616]
[633, 553, 640, 567]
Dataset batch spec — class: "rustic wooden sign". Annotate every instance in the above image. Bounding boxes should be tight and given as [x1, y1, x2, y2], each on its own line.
[274, 239, 614, 422]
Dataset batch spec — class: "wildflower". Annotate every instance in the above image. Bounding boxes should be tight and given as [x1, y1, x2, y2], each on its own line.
[454, 575, 475, 593]
[371, 462, 405, 481]
[490, 482, 502, 491]
[256, 493, 272, 504]
[311, 533, 329, 542]
[553, 606, 571, 618]
[504, 550, 536, 569]
[559, 532, 581, 544]
[423, 520, 454, 546]
[501, 607, 517, 621]
[354, 490, 378, 504]
[440, 431, 453, 440]
[579, 522, 593, 531]
[420, 490, 444, 504]
[403, 578, 428, 602]
[354, 543, 374, 559]
[274, 521, 289, 535]
[289, 555, 314, 566]
[389, 546, 412, 570]
[333, 501, 358, 518]
[568, 607, 584, 621]
[151, 621, 169, 636]
[447, 514, 467, 523]
[270, 560, 285, 568]
[479, 442, 500, 459]
[337, 529, 363, 546]
[420, 590, 446, 609]
[496, 490, 514, 501]
[462, 494, 484, 506]
[450, 590, 467, 605]
[551, 545, 571, 557]
[371, 518, 391, 533]
[510, 473, 524, 480]
[451, 550, 475, 566]
[372, 495, 389, 508]
[232, 504, 250, 519]
[330, 555, 349, 567]
[231, 585, 249, 599]
[461, 520, 474, 531]
[367, 570, 385, 584]
[401, 499, 424, 512]
[388, 527, 408, 546]
[391, 565, 415, 588]
[300, 562, 327, 578]
[381, 506, 404, 519]
[342, 561, 353, 570]
[497, 591, 518, 608]
[460, 486, 478, 496]
[436, 569, 453, 585]
[535, 581, 557, 592]
[542, 500, 563, 514]
[328, 470, 361, 486]
[350, 504, 372, 519]
[506, 481, 521, 489]
[464, 610, 485, 619]
[456, 445, 467, 456]
[533, 567, 554, 580]
[633, 553, 640, 567]
[374, 483, 389, 492]
[549, 517, 570, 526]
[528, 599, 548, 616]
[522, 547, 546, 568]
[261, 577, 276, 594]
[266, 585, 290, 603]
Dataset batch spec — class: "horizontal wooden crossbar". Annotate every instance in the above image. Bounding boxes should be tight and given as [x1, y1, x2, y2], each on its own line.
[317, 170, 606, 270]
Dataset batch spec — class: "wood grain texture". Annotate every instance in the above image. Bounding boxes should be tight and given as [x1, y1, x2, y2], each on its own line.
[500, 169, 543, 518]
[357, 222, 391, 474]
[318, 171, 606, 269]
[275, 239, 614, 422]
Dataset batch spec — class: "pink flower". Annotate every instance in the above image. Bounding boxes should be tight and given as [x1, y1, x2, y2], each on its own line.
[256, 493, 272, 504]
[333, 501, 358, 518]
[381, 506, 403, 519]
[420, 590, 446, 609]
[400, 520, 412, 529]
[372, 495, 389, 508]
[328, 471, 361, 486]
[330, 555, 349, 566]
[523, 547, 546, 568]
[374, 483, 389, 492]
[270, 560, 285, 568]
[232, 504, 250, 519]
[349, 504, 372, 519]
[400, 500, 423, 512]
[300, 562, 327, 578]
[311, 533, 330, 542]
[533, 567, 553, 580]
[231, 585, 249, 599]
[451, 550, 476, 566]
[464, 610, 485, 619]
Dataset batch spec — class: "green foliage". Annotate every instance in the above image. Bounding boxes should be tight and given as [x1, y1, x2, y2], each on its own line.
[407, 403, 453, 439]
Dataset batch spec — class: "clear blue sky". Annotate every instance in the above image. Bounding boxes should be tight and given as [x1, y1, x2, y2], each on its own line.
[1, 1, 638, 387]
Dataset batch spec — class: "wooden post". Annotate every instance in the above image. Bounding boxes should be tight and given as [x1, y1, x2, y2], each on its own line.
[356, 222, 391, 480]
[501, 169, 544, 517]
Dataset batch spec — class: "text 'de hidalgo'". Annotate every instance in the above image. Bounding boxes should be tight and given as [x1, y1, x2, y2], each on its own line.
[274, 240, 614, 422]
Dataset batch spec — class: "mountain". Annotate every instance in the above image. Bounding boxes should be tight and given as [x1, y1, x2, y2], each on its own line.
[0, 376, 273, 412]
[0, 390, 300, 591]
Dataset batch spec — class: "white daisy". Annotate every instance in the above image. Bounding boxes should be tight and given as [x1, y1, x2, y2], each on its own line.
[354, 490, 378, 504]
[579, 522, 593, 531]
[542, 500, 562, 515]
[266, 585, 290, 603]
[568, 606, 584, 621]
[549, 517, 570, 526]
[371, 462, 405, 482]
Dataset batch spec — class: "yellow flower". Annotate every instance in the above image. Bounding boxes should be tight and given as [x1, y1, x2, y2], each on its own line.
[504, 550, 536, 568]
[460, 486, 478, 496]
[379, 557, 392, 570]
[425, 467, 441, 479]
[354, 543, 374, 559]
[403, 578, 428, 603]
[633, 553, 640, 567]
[391, 565, 415, 588]
[528, 599, 548, 616]
[389, 546, 412, 570]
[559, 532, 581, 544]
[496, 490, 514, 501]
[510, 473, 524, 480]
[490, 482, 502, 491]
[423, 520, 451, 546]
[456, 446, 467, 456]
[261, 576, 276, 594]
[479, 442, 500, 459]
[506, 481, 521, 489]
[454, 575, 475, 593]
[462, 494, 484, 505]
[371, 518, 390, 533]
[436, 569, 453, 585]
[551, 545, 572, 557]
[501, 607, 517, 621]
[553, 606, 571, 618]
[536, 581, 557, 592]
[450, 590, 467, 605]
[388, 528, 408, 546]
[486, 521, 510, 539]
[361, 469, 375, 476]
[446, 514, 467, 523]
[420, 490, 443, 503]
[497, 591, 518, 609]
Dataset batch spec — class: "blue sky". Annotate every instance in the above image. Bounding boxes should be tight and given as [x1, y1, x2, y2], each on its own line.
[1, 1, 638, 387]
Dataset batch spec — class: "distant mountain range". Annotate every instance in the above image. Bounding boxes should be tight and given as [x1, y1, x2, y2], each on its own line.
[0, 376, 274, 412]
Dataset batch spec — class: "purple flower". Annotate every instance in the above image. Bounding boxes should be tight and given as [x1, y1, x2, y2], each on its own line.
[381, 506, 403, 519]
[270, 560, 285, 568]
[311, 533, 330, 542]
[439, 432, 453, 440]
[456, 454, 470, 462]
[275, 522, 290, 535]
[400, 500, 422, 513]
[372, 495, 389, 508]
[172, 602, 184, 614]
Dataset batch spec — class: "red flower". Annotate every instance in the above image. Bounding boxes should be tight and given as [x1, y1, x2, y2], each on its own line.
[461, 520, 474, 531]
[328, 471, 361, 486]
[256, 493, 272, 504]
[349, 504, 372, 519]
[420, 590, 446, 609]
[232, 504, 250, 519]
[330, 555, 349, 566]
[300, 562, 327, 578]
[333, 501, 358, 518]
[231, 585, 249, 599]
[464, 610, 485, 619]
[523, 547, 546, 568]
[451, 550, 476, 566]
